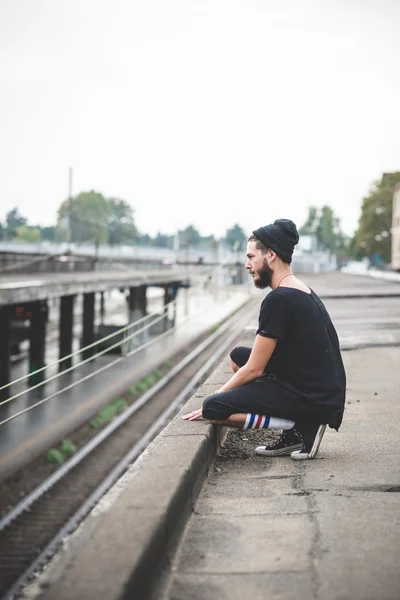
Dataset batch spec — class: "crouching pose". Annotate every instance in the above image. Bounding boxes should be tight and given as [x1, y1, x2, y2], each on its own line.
[182, 218, 346, 456]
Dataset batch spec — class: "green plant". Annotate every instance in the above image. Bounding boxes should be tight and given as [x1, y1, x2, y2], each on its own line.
[59, 439, 77, 457]
[113, 397, 127, 412]
[90, 398, 127, 428]
[145, 374, 158, 386]
[46, 449, 65, 465]
[136, 380, 149, 392]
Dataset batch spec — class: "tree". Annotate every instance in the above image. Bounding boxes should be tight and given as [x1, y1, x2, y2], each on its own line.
[40, 225, 57, 242]
[5, 208, 27, 239]
[354, 172, 400, 264]
[224, 223, 247, 250]
[136, 232, 152, 246]
[299, 207, 319, 235]
[315, 206, 340, 253]
[107, 198, 137, 245]
[57, 191, 110, 245]
[198, 234, 215, 248]
[14, 226, 41, 243]
[153, 232, 174, 248]
[299, 205, 345, 255]
[179, 225, 201, 247]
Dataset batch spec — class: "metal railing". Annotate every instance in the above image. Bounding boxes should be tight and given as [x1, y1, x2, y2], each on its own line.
[0, 301, 178, 427]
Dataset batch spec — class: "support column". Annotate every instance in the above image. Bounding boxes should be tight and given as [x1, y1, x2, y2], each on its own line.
[0, 307, 11, 400]
[28, 300, 48, 386]
[59, 295, 75, 371]
[82, 292, 95, 360]
[128, 286, 147, 322]
[163, 284, 178, 330]
[100, 291, 105, 325]
[128, 286, 148, 348]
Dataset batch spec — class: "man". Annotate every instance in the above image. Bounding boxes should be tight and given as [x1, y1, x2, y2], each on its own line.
[182, 218, 346, 457]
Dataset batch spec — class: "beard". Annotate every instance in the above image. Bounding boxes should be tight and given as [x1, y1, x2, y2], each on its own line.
[253, 259, 273, 289]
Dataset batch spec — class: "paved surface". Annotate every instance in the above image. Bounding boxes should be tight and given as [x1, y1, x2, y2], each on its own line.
[165, 342, 400, 600]
[163, 274, 400, 600]
[18, 271, 400, 600]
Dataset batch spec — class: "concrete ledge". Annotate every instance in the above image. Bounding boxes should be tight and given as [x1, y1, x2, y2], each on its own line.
[27, 361, 231, 600]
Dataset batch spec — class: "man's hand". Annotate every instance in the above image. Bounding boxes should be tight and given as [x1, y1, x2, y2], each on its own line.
[181, 408, 203, 421]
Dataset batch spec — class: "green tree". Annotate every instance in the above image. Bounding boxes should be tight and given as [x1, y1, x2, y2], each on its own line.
[136, 232, 152, 246]
[299, 205, 345, 255]
[299, 207, 319, 235]
[316, 206, 340, 253]
[224, 223, 247, 250]
[153, 232, 174, 248]
[107, 198, 137, 245]
[14, 226, 41, 243]
[179, 225, 201, 247]
[6, 208, 27, 238]
[40, 225, 57, 242]
[198, 234, 215, 248]
[57, 191, 110, 245]
[355, 172, 400, 263]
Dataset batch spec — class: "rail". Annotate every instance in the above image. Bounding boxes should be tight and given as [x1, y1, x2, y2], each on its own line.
[0, 305, 249, 532]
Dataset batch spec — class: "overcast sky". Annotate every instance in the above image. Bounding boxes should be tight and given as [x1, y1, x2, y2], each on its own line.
[1, 0, 399, 238]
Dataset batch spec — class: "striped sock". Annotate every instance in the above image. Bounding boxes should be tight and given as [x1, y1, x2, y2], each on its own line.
[242, 413, 295, 431]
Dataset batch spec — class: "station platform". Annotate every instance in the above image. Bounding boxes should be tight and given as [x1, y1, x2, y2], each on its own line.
[13, 272, 400, 600]
[0, 285, 251, 483]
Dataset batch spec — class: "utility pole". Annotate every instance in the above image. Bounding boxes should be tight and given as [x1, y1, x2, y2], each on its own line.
[67, 167, 73, 252]
[184, 229, 189, 316]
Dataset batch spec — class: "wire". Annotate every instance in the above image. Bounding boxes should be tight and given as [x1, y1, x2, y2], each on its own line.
[0, 284, 238, 426]
[0, 300, 176, 393]
[0, 305, 173, 408]
[0, 305, 189, 427]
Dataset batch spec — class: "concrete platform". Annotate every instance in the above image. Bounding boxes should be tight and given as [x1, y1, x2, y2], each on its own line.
[0, 269, 190, 306]
[18, 272, 400, 600]
[0, 287, 251, 483]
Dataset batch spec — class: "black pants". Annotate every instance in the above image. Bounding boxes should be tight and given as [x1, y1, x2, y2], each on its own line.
[202, 346, 323, 425]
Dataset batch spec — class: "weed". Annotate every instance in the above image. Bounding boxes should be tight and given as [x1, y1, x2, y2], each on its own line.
[113, 397, 127, 412]
[46, 449, 64, 465]
[90, 397, 127, 428]
[59, 439, 77, 457]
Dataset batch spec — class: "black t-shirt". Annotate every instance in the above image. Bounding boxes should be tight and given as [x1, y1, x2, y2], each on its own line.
[257, 287, 346, 428]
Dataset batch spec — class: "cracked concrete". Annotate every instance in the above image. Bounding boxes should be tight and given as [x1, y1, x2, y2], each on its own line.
[165, 287, 400, 600]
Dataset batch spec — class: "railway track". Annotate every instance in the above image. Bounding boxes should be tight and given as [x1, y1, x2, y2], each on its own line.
[0, 296, 259, 600]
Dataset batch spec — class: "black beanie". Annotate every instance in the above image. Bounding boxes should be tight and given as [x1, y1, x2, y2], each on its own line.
[252, 219, 299, 264]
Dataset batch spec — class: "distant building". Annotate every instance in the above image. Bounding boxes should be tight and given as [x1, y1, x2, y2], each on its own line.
[392, 183, 400, 271]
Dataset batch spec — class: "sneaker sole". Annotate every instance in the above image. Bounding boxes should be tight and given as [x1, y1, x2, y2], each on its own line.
[255, 443, 303, 456]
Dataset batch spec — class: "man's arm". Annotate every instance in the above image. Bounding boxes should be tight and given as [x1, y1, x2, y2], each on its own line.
[218, 334, 278, 393]
[181, 335, 278, 421]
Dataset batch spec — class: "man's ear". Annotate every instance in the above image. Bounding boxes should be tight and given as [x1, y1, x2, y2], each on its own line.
[267, 249, 277, 264]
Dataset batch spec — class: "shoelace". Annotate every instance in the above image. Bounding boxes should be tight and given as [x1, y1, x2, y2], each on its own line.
[269, 431, 289, 447]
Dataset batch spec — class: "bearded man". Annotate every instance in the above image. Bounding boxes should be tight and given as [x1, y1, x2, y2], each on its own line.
[182, 218, 346, 458]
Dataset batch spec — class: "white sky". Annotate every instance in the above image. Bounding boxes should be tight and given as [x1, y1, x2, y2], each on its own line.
[1, 0, 399, 238]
